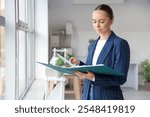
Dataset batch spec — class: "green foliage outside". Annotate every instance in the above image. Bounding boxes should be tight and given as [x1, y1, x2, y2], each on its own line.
[88, 38, 94, 44]
[141, 59, 150, 82]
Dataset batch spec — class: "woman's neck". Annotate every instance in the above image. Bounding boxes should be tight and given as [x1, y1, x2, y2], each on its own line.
[100, 30, 111, 40]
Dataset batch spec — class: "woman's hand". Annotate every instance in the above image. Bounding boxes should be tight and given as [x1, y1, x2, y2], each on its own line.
[69, 57, 80, 65]
[74, 71, 95, 81]
[64, 74, 75, 79]
[64, 71, 95, 81]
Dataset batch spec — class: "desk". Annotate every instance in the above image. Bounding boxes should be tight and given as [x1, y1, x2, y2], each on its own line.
[45, 76, 65, 100]
[45, 68, 81, 100]
[45, 68, 65, 100]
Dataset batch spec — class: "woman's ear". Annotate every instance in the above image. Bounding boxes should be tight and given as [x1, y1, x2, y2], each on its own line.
[110, 18, 114, 25]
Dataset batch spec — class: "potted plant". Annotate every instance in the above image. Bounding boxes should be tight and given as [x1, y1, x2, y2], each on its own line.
[48, 56, 64, 78]
[55, 57, 64, 66]
[141, 59, 150, 91]
[66, 53, 74, 60]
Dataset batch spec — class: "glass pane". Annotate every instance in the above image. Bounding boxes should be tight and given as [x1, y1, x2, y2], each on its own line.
[19, 0, 26, 22]
[26, 0, 34, 31]
[0, 0, 5, 16]
[27, 33, 34, 85]
[0, 26, 5, 98]
[16, 0, 35, 99]
[18, 30, 26, 97]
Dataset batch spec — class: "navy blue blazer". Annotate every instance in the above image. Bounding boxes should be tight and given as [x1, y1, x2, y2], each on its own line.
[80, 31, 130, 100]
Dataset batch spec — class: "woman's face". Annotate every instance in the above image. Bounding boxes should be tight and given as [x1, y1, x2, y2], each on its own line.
[92, 10, 113, 35]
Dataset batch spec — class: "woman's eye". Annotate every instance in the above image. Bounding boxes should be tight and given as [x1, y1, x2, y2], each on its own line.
[99, 20, 105, 23]
[93, 21, 97, 23]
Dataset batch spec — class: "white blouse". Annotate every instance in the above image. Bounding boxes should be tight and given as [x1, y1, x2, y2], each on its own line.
[92, 39, 107, 65]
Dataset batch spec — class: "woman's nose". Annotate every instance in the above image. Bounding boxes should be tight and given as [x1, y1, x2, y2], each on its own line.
[96, 23, 100, 28]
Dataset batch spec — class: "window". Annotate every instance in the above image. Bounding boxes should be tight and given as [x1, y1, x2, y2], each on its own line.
[16, 0, 35, 99]
[3, 0, 35, 100]
[18, 30, 27, 97]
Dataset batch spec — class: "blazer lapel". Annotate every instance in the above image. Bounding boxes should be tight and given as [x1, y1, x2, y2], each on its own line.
[96, 31, 115, 64]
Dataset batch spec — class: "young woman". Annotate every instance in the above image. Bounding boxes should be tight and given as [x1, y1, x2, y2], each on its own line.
[67, 4, 130, 100]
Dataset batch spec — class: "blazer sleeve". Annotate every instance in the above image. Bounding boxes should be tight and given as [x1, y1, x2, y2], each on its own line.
[79, 61, 85, 66]
[92, 39, 130, 86]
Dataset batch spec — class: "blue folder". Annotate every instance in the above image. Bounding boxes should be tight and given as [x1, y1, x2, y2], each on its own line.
[38, 62, 124, 76]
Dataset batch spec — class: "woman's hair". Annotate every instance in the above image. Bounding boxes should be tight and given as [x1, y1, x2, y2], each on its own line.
[94, 4, 114, 19]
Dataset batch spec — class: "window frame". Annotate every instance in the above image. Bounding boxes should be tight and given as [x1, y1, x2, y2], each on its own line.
[5, 0, 35, 100]
[15, 0, 35, 99]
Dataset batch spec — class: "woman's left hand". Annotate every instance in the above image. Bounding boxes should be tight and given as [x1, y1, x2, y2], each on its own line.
[74, 71, 95, 81]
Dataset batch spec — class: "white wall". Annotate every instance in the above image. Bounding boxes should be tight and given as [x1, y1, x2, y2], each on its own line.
[35, 0, 49, 79]
[49, 0, 150, 63]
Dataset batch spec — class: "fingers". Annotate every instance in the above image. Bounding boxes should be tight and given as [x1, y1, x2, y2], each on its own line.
[69, 57, 74, 61]
[87, 71, 95, 77]
[69, 57, 76, 64]
[64, 75, 74, 79]
[74, 71, 95, 80]
[69, 57, 80, 65]
[74, 71, 86, 78]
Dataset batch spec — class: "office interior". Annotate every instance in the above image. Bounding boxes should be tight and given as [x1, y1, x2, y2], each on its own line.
[0, 0, 150, 100]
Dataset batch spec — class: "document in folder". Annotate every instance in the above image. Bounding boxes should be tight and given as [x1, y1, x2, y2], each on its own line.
[38, 62, 124, 77]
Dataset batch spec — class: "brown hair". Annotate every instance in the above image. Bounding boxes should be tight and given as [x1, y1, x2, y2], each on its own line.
[94, 4, 114, 19]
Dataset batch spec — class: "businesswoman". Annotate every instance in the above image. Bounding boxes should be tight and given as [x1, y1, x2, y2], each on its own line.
[68, 4, 130, 100]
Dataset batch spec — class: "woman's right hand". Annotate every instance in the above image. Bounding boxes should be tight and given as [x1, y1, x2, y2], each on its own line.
[69, 57, 80, 65]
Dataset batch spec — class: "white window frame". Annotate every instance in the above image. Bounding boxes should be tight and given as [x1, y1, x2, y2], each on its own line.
[5, 0, 35, 100]
[16, 0, 35, 99]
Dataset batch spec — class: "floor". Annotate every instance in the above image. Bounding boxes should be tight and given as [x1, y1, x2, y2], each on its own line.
[23, 80, 150, 100]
